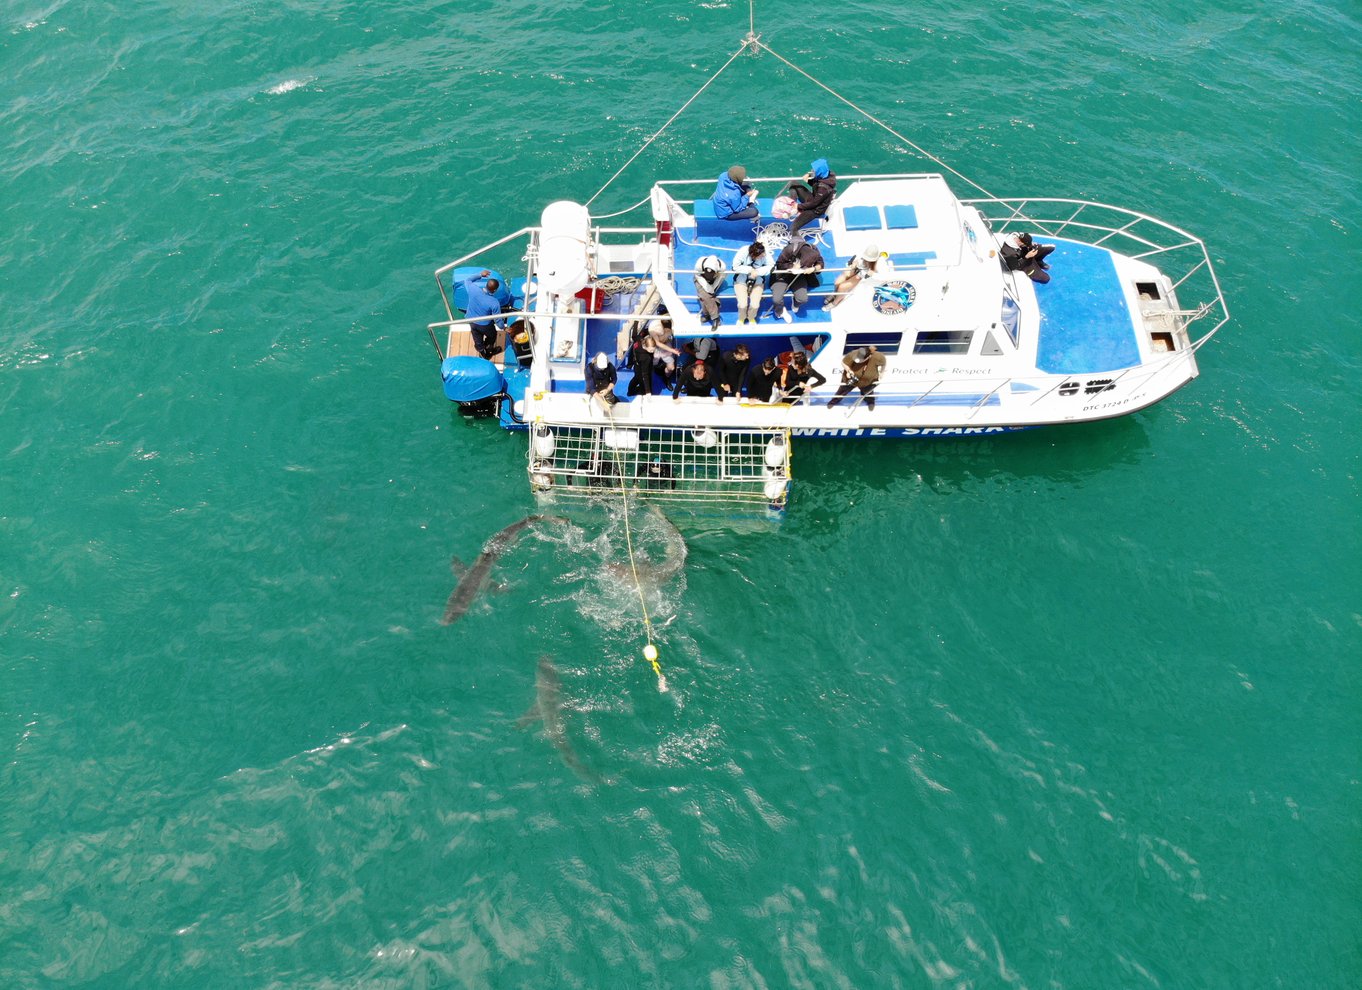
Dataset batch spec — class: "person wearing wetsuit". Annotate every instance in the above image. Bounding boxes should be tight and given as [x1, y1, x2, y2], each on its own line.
[718, 344, 751, 403]
[746, 358, 780, 403]
[673, 360, 717, 400]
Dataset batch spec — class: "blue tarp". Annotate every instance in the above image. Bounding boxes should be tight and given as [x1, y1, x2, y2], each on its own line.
[441, 356, 504, 402]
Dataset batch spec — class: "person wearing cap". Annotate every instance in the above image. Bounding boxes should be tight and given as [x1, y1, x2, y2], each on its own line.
[585, 352, 619, 409]
[1000, 231, 1055, 284]
[461, 269, 506, 359]
[781, 158, 837, 235]
[711, 165, 759, 221]
[824, 244, 894, 310]
[826, 345, 886, 411]
[693, 255, 726, 331]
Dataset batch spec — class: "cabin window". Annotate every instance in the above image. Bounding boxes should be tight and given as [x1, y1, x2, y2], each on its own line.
[844, 332, 902, 356]
[912, 330, 973, 355]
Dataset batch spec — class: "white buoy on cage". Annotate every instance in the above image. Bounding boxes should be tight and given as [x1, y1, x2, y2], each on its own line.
[764, 434, 786, 468]
[532, 425, 556, 458]
[764, 477, 788, 502]
[603, 428, 639, 450]
[693, 428, 719, 448]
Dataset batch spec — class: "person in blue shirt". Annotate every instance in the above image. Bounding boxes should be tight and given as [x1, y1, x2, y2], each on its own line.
[462, 269, 506, 359]
[711, 166, 758, 221]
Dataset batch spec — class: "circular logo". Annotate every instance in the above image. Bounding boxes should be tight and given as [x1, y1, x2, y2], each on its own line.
[872, 280, 916, 315]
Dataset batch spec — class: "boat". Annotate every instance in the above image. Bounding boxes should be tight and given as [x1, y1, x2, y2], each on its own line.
[426, 28, 1228, 512]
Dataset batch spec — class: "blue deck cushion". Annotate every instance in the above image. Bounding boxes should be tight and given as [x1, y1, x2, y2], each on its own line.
[842, 205, 883, 231]
[887, 251, 936, 267]
[691, 198, 822, 238]
[883, 205, 918, 229]
[1034, 240, 1139, 374]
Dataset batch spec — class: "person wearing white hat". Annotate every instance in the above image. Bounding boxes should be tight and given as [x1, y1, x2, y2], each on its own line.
[585, 351, 619, 409]
[693, 255, 727, 331]
[823, 243, 893, 310]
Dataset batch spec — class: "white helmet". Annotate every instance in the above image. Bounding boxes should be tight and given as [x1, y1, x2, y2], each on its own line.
[595, 352, 609, 369]
[696, 255, 724, 274]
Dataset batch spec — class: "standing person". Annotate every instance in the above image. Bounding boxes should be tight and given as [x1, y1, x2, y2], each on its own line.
[746, 357, 781, 403]
[824, 244, 893, 310]
[731, 240, 772, 324]
[826, 346, 887, 411]
[585, 352, 619, 409]
[770, 239, 824, 324]
[693, 255, 726, 331]
[718, 344, 751, 403]
[782, 158, 837, 235]
[1000, 232, 1056, 284]
[629, 335, 657, 395]
[462, 269, 506, 359]
[711, 165, 759, 221]
[777, 350, 827, 403]
[672, 360, 717, 401]
[647, 315, 683, 388]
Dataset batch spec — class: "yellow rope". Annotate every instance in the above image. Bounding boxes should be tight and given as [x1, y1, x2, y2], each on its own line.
[603, 401, 667, 692]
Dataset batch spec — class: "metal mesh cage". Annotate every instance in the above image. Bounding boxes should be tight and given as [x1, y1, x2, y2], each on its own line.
[527, 423, 791, 508]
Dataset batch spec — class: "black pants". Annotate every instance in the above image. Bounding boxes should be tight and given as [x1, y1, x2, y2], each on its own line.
[471, 322, 499, 358]
[786, 182, 824, 235]
[826, 381, 877, 408]
[1023, 244, 1056, 284]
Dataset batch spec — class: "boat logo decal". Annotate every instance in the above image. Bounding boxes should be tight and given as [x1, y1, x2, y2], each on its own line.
[873, 280, 916, 314]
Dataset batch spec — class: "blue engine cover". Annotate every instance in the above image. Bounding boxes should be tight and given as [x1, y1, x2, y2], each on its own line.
[450, 266, 512, 311]
[441, 356, 505, 403]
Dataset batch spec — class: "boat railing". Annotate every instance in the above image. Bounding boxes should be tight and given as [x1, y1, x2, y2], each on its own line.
[965, 196, 1230, 349]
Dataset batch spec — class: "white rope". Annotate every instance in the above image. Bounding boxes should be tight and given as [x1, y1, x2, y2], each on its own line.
[756, 40, 1006, 205]
[589, 193, 652, 221]
[584, 43, 749, 210]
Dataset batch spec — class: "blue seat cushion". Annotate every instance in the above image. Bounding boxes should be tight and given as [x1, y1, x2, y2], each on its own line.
[842, 205, 882, 231]
[884, 204, 918, 229]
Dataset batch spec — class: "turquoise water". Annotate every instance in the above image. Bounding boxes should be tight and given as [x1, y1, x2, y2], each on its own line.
[3, 1, 1359, 986]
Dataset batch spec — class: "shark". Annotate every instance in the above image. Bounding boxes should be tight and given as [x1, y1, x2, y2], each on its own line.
[603, 505, 688, 589]
[518, 655, 601, 784]
[440, 515, 562, 625]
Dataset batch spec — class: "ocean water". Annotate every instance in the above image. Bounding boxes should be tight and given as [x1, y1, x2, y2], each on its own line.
[2, 1, 1359, 987]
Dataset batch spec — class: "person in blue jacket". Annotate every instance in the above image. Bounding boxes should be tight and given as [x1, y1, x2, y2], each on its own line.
[462, 269, 506, 359]
[711, 165, 758, 221]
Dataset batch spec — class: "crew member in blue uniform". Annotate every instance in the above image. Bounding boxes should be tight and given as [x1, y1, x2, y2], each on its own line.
[462, 269, 506, 358]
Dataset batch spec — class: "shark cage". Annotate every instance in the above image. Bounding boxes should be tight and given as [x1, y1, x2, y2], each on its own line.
[527, 422, 793, 514]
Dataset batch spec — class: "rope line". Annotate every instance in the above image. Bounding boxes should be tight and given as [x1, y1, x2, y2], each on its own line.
[601, 403, 667, 692]
[755, 40, 1005, 205]
[584, 42, 749, 210]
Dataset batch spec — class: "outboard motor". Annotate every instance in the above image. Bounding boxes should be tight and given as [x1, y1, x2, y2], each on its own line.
[441, 355, 506, 417]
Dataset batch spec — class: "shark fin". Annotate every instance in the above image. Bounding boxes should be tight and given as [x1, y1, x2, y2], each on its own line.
[449, 555, 467, 577]
[516, 704, 542, 730]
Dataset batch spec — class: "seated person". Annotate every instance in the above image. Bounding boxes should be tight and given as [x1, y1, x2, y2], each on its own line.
[711, 165, 759, 221]
[824, 244, 893, 310]
[585, 352, 619, 408]
[731, 240, 773, 325]
[646, 315, 682, 386]
[770, 240, 824, 323]
[1000, 232, 1056, 284]
[693, 256, 726, 331]
[781, 158, 837, 235]
[673, 360, 717, 401]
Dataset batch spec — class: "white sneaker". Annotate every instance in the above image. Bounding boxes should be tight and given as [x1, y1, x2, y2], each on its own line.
[779, 308, 793, 324]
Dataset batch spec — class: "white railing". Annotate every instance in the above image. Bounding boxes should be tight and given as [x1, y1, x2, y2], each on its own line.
[965, 197, 1230, 350]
